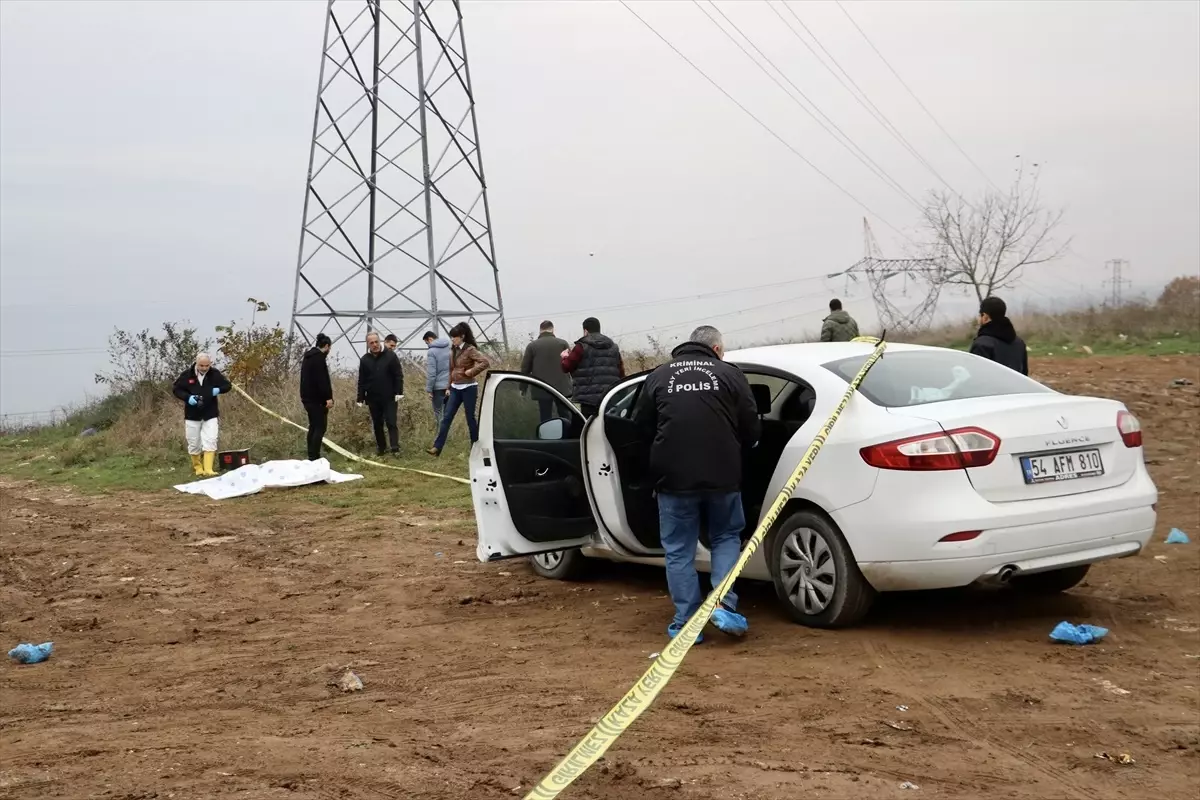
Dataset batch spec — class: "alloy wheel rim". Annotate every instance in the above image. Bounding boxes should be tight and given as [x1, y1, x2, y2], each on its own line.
[779, 527, 836, 615]
[533, 551, 563, 571]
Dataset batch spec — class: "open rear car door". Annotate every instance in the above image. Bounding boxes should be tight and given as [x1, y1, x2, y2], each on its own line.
[471, 373, 598, 562]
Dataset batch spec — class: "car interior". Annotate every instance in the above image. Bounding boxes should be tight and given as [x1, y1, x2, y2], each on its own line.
[600, 369, 818, 551]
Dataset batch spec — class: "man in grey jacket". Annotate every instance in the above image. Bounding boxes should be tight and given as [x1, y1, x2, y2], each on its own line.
[819, 298, 860, 342]
[423, 331, 451, 424]
[521, 320, 571, 420]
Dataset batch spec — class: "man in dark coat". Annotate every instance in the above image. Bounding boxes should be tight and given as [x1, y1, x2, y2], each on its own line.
[357, 331, 404, 455]
[970, 296, 1029, 375]
[300, 333, 334, 461]
[172, 352, 233, 477]
[632, 325, 761, 643]
[521, 320, 571, 420]
[561, 316, 625, 417]
[819, 298, 860, 342]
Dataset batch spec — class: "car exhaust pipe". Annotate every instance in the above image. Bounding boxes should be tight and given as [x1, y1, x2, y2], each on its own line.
[996, 565, 1018, 584]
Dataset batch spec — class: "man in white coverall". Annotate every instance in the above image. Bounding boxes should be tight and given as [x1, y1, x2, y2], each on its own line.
[172, 353, 233, 476]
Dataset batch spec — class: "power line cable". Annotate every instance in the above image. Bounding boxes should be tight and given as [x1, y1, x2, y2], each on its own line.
[835, 0, 1001, 192]
[772, 1, 962, 200]
[695, 0, 924, 211]
[1, 348, 107, 357]
[618, 0, 915, 243]
[615, 287, 828, 339]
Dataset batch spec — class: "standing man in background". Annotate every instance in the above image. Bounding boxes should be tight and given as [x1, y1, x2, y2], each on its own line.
[300, 333, 334, 461]
[561, 316, 625, 417]
[357, 331, 404, 456]
[384, 333, 399, 351]
[172, 352, 232, 477]
[521, 320, 571, 420]
[423, 330, 451, 425]
[632, 325, 760, 643]
[820, 298, 860, 342]
[970, 296, 1029, 375]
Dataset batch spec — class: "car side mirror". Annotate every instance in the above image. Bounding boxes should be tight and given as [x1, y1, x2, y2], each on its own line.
[537, 418, 566, 441]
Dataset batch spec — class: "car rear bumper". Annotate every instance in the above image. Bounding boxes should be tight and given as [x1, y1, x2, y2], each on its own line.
[856, 505, 1155, 591]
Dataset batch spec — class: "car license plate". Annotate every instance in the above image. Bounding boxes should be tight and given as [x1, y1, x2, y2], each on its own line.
[1021, 449, 1104, 484]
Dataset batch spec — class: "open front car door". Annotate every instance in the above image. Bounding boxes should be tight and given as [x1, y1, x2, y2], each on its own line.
[471, 373, 597, 562]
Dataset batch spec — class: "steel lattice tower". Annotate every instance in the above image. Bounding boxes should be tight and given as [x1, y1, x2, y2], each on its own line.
[843, 218, 942, 336]
[290, 0, 508, 352]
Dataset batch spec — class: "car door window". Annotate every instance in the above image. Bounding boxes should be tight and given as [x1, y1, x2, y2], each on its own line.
[493, 380, 583, 440]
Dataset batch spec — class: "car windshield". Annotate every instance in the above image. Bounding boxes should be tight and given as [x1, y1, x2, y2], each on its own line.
[822, 349, 1052, 408]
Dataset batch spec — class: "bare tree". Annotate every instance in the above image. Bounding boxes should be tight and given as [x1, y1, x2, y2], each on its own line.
[921, 163, 1070, 302]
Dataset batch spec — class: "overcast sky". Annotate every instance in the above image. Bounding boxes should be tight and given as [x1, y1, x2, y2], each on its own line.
[1, 0, 1197, 419]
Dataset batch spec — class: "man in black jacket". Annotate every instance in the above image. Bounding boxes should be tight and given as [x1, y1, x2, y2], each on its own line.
[632, 325, 761, 643]
[970, 296, 1029, 375]
[357, 331, 404, 456]
[561, 316, 625, 417]
[172, 352, 233, 477]
[300, 333, 334, 461]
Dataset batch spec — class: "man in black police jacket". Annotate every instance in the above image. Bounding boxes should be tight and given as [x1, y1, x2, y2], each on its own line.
[632, 325, 760, 644]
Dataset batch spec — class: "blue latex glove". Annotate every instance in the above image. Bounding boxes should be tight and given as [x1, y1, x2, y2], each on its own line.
[8, 642, 54, 664]
[1166, 528, 1190, 544]
[188, 395, 199, 406]
[1049, 621, 1108, 645]
[212, 387, 221, 397]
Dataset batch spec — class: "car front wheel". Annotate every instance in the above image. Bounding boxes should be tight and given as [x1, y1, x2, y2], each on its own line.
[528, 548, 589, 581]
[767, 509, 875, 628]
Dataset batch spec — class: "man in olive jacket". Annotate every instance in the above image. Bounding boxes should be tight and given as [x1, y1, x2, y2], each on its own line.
[820, 298, 860, 342]
[521, 320, 571, 420]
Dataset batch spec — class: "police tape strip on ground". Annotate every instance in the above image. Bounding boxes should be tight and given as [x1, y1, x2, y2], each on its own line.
[523, 337, 888, 800]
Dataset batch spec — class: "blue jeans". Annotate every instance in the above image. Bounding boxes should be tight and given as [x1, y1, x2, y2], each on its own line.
[430, 389, 446, 425]
[658, 491, 745, 628]
[433, 384, 479, 451]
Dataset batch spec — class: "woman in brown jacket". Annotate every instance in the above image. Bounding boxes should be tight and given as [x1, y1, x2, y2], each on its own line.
[428, 322, 490, 456]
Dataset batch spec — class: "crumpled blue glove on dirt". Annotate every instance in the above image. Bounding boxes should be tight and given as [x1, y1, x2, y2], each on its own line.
[1166, 528, 1190, 544]
[1049, 622, 1108, 645]
[8, 642, 54, 664]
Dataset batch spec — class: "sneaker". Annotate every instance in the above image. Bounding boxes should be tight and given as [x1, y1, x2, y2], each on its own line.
[667, 623, 703, 645]
[710, 606, 749, 638]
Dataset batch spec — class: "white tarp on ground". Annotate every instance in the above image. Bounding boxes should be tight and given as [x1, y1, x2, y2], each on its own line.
[174, 458, 363, 500]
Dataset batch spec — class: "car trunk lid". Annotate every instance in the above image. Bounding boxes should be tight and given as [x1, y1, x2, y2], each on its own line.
[887, 393, 1137, 503]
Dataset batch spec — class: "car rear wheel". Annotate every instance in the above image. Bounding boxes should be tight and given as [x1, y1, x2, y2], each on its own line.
[528, 548, 589, 581]
[767, 509, 875, 628]
[1011, 564, 1090, 594]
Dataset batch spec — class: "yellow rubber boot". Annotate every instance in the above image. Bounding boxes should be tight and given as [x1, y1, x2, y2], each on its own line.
[201, 452, 219, 477]
[190, 454, 204, 476]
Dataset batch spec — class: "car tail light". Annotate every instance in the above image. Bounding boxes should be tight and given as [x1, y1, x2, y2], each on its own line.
[860, 427, 1000, 471]
[939, 530, 982, 542]
[1117, 410, 1142, 448]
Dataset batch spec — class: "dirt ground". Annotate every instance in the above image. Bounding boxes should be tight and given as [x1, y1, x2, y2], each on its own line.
[2, 355, 1198, 800]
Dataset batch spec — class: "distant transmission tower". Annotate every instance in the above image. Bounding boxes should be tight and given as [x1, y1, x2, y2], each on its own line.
[290, 0, 508, 352]
[1104, 259, 1131, 307]
[843, 219, 942, 335]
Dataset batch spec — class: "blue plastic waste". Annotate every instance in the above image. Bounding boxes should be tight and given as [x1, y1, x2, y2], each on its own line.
[1165, 528, 1190, 545]
[1049, 622, 1108, 645]
[8, 642, 54, 664]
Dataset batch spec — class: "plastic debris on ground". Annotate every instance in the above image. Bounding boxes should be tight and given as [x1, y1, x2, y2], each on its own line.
[1095, 752, 1135, 765]
[336, 670, 364, 692]
[899, 781, 921, 790]
[1049, 622, 1109, 645]
[1165, 528, 1190, 544]
[8, 642, 54, 664]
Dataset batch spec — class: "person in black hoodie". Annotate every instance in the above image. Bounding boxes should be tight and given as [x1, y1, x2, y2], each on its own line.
[632, 325, 761, 644]
[970, 296, 1029, 375]
[357, 331, 405, 455]
[300, 333, 334, 461]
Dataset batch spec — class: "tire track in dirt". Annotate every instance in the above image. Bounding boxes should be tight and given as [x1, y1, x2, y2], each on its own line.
[863, 640, 1093, 800]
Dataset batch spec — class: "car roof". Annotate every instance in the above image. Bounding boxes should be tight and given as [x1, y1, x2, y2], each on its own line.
[726, 341, 940, 371]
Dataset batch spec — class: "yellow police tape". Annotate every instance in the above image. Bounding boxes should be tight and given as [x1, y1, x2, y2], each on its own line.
[229, 384, 471, 486]
[524, 336, 888, 800]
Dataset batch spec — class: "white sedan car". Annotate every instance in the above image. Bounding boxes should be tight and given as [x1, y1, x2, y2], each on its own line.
[470, 342, 1157, 627]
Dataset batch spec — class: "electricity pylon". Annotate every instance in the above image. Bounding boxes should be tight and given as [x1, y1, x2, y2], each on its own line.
[289, 0, 508, 352]
[843, 219, 942, 335]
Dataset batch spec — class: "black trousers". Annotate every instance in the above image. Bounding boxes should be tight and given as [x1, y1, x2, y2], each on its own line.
[368, 397, 400, 454]
[304, 403, 328, 460]
[579, 403, 600, 418]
